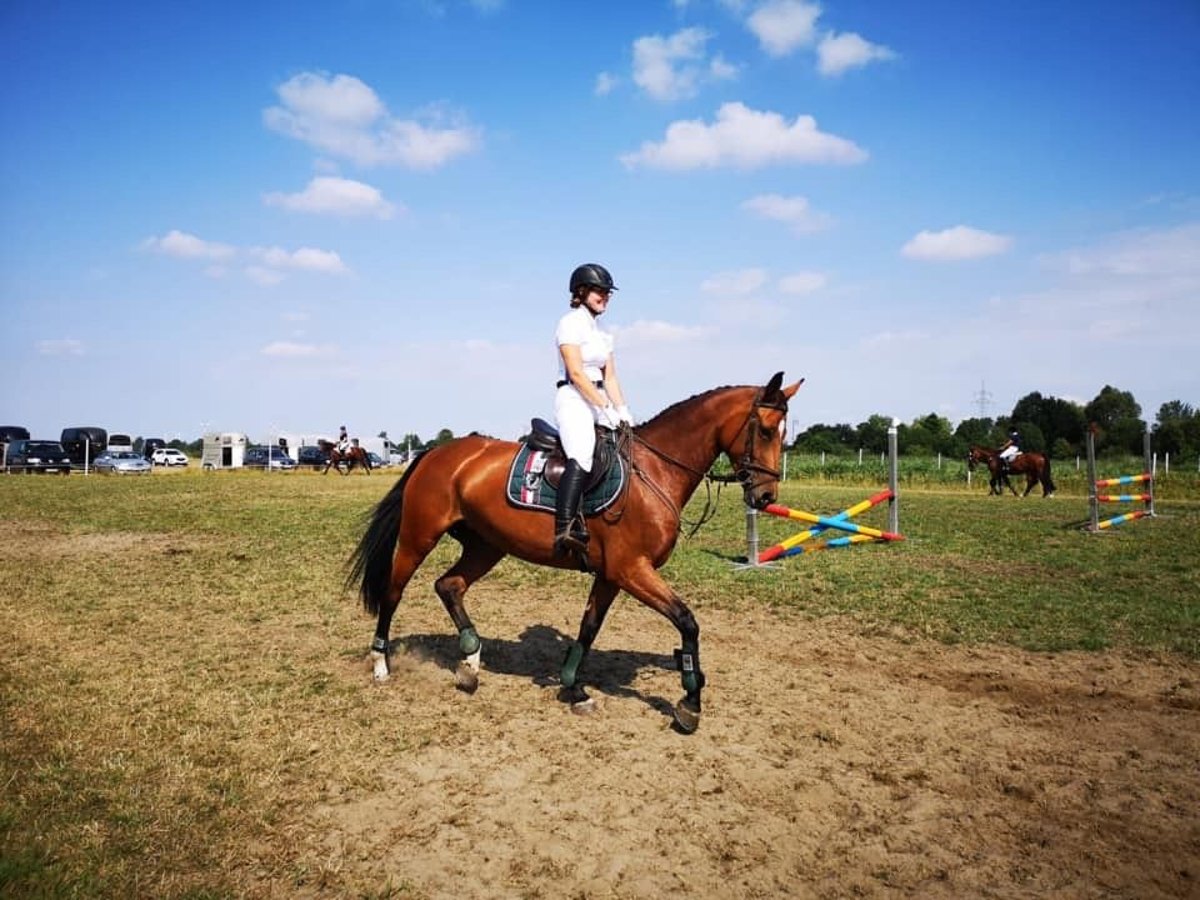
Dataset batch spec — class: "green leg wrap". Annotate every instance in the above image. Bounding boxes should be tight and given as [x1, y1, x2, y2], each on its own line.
[458, 627, 481, 656]
[561, 642, 586, 688]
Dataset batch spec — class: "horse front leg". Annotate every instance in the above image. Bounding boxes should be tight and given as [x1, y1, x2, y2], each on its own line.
[618, 562, 705, 734]
[559, 576, 619, 711]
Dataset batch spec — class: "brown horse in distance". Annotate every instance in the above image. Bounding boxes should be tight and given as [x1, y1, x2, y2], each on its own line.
[348, 372, 803, 733]
[318, 440, 372, 475]
[968, 445, 1056, 498]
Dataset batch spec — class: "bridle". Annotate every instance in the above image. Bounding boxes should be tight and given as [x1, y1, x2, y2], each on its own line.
[727, 388, 787, 496]
[621, 387, 787, 533]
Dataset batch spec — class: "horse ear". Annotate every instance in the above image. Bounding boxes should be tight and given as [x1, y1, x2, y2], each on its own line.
[782, 377, 804, 400]
[764, 372, 783, 395]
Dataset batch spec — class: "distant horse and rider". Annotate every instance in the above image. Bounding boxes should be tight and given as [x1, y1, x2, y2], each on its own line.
[967, 444, 1056, 498]
[348, 372, 803, 733]
[318, 438, 372, 475]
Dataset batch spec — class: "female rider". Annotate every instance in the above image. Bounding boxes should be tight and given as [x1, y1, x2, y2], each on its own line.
[553, 263, 632, 556]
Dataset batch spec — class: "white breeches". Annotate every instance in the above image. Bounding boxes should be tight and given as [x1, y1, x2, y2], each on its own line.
[999, 446, 1020, 462]
[555, 385, 604, 471]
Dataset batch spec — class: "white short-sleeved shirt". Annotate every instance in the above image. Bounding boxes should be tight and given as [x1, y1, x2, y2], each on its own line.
[555, 306, 613, 382]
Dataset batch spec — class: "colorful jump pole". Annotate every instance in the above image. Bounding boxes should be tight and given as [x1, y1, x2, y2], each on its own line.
[759, 488, 893, 562]
[738, 419, 901, 567]
[1085, 426, 1156, 533]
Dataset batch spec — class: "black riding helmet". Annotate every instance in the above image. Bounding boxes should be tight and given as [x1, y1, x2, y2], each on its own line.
[569, 263, 618, 296]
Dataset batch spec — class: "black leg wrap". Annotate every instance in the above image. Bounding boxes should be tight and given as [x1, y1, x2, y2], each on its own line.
[675, 648, 705, 694]
[371, 636, 389, 654]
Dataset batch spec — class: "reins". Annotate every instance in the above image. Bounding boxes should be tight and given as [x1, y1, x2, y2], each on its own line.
[619, 387, 787, 537]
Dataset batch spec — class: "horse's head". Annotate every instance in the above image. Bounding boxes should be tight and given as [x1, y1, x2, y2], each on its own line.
[724, 371, 803, 509]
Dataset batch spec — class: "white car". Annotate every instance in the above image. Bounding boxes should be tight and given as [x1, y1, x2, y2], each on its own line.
[151, 448, 189, 467]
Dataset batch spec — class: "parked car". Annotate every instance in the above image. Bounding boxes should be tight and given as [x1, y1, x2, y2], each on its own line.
[244, 446, 297, 470]
[4, 439, 72, 474]
[142, 438, 167, 459]
[151, 448, 189, 467]
[296, 445, 328, 468]
[93, 450, 152, 475]
[366, 451, 389, 468]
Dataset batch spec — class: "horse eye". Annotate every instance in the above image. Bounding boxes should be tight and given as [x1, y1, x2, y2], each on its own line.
[759, 425, 774, 440]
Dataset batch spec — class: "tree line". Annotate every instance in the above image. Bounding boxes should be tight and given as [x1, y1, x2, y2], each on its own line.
[792, 385, 1200, 461]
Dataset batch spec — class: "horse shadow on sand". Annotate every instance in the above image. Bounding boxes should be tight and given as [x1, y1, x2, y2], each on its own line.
[384, 624, 676, 718]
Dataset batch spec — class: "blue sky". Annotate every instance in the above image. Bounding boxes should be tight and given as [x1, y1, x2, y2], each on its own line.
[2, 0, 1198, 445]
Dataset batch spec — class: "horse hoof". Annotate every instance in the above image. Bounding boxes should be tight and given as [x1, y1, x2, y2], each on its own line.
[673, 698, 701, 734]
[454, 662, 479, 694]
[371, 651, 390, 683]
[570, 697, 599, 716]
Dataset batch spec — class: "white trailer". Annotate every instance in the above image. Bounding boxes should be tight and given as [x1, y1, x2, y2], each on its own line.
[201, 432, 249, 470]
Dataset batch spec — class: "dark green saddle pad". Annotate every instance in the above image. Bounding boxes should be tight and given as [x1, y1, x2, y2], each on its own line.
[505, 441, 627, 515]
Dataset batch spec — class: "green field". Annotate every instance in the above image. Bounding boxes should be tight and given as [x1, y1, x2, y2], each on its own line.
[3, 464, 1198, 656]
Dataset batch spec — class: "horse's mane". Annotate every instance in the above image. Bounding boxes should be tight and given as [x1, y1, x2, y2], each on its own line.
[636, 384, 753, 432]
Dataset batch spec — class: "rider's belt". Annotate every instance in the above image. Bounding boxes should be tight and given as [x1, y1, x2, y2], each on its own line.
[557, 379, 604, 390]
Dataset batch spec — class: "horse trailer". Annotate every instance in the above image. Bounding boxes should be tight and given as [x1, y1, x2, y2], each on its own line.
[61, 426, 108, 467]
[201, 432, 249, 470]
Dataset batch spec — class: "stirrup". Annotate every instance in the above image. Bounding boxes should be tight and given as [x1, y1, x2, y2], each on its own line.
[554, 527, 589, 557]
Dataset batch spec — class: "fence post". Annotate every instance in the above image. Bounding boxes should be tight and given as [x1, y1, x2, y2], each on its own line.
[888, 420, 899, 535]
[1086, 429, 1099, 532]
[1144, 429, 1156, 518]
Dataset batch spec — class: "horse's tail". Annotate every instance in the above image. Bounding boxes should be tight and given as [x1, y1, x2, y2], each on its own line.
[346, 452, 428, 616]
[1042, 453, 1056, 492]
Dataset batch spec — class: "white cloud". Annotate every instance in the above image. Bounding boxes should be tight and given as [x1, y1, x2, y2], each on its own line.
[246, 267, 286, 286]
[260, 341, 337, 358]
[620, 102, 867, 170]
[817, 31, 897, 76]
[632, 27, 733, 101]
[36, 338, 84, 356]
[264, 72, 481, 169]
[747, 0, 821, 57]
[902, 225, 1013, 261]
[1049, 222, 1200, 278]
[611, 319, 717, 345]
[141, 230, 235, 261]
[778, 271, 828, 294]
[263, 176, 397, 219]
[594, 72, 619, 96]
[700, 268, 769, 295]
[250, 246, 348, 274]
[742, 193, 832, 234]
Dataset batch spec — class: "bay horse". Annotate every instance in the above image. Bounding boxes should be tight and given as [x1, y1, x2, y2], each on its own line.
[967, 445, 1056, 498]
[319, 440, 372, 475]
[347, 372, 802, 733]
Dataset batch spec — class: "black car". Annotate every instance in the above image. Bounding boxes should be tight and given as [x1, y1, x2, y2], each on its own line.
[4, 439, 72, 474]
[296, 445, 328, 468]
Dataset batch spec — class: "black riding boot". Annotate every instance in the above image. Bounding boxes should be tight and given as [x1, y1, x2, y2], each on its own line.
[554, 460, 590, 557]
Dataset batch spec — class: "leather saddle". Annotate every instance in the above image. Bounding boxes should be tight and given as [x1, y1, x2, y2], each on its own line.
[525, 418, 617, 493]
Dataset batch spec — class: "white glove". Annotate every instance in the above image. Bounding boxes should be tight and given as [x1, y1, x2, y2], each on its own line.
[617, 405, 635, 426]
[599, 404, 622, 429]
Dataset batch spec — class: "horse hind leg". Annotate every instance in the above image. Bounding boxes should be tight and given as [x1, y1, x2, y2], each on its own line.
[433, 526, 505, 694]
[370, 517, 450, 682]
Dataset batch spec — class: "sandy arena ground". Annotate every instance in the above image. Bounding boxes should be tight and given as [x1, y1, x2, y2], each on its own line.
[314, 587, 1199, 899]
